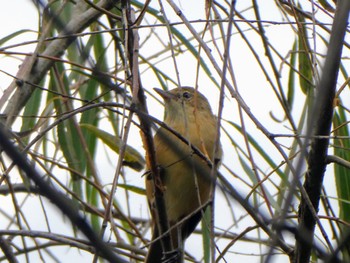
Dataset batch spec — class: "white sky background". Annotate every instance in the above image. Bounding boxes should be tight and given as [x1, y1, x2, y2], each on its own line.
[0, 0, 347, 262]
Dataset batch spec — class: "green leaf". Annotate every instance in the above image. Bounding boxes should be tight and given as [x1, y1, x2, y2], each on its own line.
[287, 39, 297, 109]
[132, 0, 220, 88]
[238, 154, 257, 185]
[49, 64, 85, 197]
[202, 208, 211, 263]
[225, 121, 285, 180]
[21, 84, 43, 134]
[117, 184, 146, 195]
[0, 29, 34, 46]
[297, 11, 314, 94]
[333, 110, 350, 222]
[80, 123, 145, 171]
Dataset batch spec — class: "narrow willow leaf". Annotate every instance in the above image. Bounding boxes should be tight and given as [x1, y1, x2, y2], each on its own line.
[225, 121, 285, 179]
[202, 208, 211, 263]
[21, 85, 42, 134]
[80, 123, 146, 171]
[0, 29, 33, 46]
[238, 154, 257, 185]
[132, 0, 220, 88]
[287, 39, 297, 109]
[78, 29, 107, 225]
[18, 84, 43, 188]
[49, 65, 85, 198]
[297, 12, 314, 94]
[333, 110, 350, 222]
[141, 57, 177, 90]
[333, 108, 350, 260]
[117, 184, 146, 195]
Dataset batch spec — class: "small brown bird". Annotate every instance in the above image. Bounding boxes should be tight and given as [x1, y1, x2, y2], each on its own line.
[145, 87, 221, 263]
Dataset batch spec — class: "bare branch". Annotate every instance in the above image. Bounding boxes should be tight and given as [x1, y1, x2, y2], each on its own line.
[295, 1, 350, 262]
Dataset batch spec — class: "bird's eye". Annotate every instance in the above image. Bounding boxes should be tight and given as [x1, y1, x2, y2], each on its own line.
[182, 91, 192, 99]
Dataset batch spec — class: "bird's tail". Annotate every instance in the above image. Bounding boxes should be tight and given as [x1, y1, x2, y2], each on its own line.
[144, 227, 163, 263]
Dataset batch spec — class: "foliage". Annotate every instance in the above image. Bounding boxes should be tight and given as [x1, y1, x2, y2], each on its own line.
[0, 0, 349, 262]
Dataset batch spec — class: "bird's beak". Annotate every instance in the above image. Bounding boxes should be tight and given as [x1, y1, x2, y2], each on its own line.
[154, 88, 177, 101]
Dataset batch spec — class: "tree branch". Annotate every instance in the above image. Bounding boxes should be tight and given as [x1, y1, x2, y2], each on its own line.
[294, 1, 350, 262]
[2, 0, 117, 126]
[0, 123, 127, 263]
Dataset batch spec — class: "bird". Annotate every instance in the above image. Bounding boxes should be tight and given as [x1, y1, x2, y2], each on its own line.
[145, 87, 221, 263]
